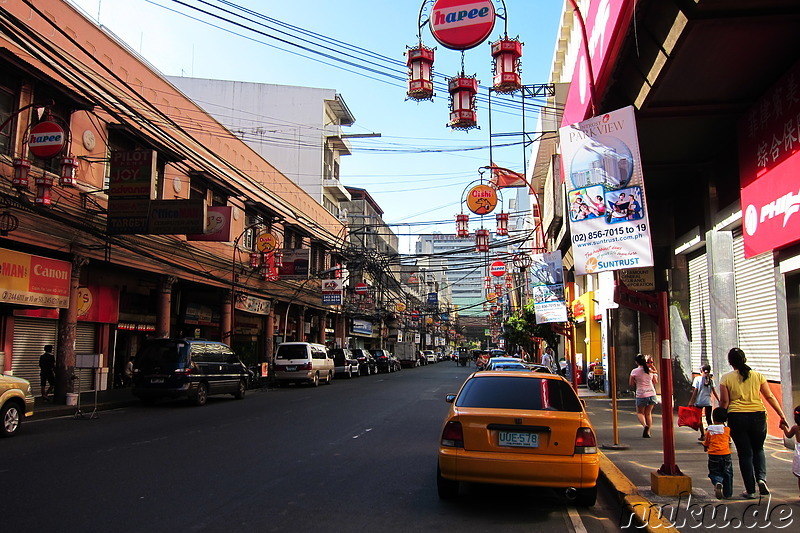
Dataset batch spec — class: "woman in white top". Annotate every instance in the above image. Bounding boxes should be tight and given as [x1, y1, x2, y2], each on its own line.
[629, 353, 659, 438]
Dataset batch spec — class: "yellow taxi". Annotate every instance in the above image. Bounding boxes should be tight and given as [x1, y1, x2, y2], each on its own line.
[1, 374, 35, 437]
[436, 370, 599, 506]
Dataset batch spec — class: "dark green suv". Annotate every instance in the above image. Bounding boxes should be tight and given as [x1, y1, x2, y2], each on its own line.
[132, 338, 250, 406]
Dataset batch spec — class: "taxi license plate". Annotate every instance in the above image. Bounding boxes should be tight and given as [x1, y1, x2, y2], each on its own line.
[150, 378, 164, 384]
[285, 366, 296, 372]
[498, 431, 538, 448]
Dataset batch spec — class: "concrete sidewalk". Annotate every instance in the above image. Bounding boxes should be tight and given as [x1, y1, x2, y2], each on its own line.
[580, 388, 800, 531]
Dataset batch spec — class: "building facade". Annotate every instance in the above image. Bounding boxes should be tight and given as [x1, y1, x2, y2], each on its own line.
[530, 0, 800, 438]
[0, 1, 348, 400]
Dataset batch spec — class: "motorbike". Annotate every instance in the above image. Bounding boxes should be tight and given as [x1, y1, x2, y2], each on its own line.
[587, 361, 605, 392]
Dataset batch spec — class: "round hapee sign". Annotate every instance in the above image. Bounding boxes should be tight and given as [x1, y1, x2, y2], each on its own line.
[28, 120, 66, 159]
[489, 260, 506, 277]
[429, 0, 496, 50]
[355, 282, 369, 295]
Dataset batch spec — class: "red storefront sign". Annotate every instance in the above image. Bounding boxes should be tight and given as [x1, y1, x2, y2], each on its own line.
[560, 0, 635, 127]
[429, 0, 495, 50]
[738, 58, 800, 258]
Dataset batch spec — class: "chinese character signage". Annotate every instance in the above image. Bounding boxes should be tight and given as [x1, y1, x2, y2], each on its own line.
[559, 105, 654, 276]
[738, 58, 800, 258]
[530, 251, 567, 324]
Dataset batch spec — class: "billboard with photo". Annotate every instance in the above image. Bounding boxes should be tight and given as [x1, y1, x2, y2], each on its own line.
[559, 106, 654, 276]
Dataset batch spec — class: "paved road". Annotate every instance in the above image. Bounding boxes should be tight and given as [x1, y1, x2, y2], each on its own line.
[2, 362, 624, 532]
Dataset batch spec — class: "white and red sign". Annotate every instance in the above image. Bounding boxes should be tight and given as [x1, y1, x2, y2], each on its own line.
[355, 282, 369, 295]
[28, 120, 66, 159]
[429, 0, 495, 50]
[489, 260, 506, 277]
[738, 58, 800, 258]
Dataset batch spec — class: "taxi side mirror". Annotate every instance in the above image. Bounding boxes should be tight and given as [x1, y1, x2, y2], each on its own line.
[445, 394, 456, 403]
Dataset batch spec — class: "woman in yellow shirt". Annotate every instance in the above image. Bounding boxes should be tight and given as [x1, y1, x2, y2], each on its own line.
[719, 347, 790, 499]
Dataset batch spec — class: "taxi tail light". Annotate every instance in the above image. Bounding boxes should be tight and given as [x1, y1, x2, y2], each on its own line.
[297, 362, 312, 371]
[173, 367, 193, 375]
[575, 427, 597, 454]
[441, 421, 464, 448]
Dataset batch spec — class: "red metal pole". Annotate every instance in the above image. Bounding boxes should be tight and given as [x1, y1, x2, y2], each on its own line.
[658, 291, 680, 475]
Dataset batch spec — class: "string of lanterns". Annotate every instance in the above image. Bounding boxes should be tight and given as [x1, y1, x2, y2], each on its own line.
[406, 0, 522, 131]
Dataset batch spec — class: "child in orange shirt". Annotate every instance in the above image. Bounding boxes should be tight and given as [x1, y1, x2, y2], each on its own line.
[704, 407, 733, 499]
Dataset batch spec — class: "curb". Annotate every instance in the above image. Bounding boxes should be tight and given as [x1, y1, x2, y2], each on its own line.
[599, 451, 680, 532]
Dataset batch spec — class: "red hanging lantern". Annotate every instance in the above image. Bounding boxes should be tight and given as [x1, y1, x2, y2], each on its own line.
[491, 38, 523, 93]
[406, 44, 435, 101]
[475, 228, 490, 252]
[59, 156, 79, 187]
[447, 75, 479, 130]
[495, 212, 509, 236]
[456, 213, 469, 237]
[249, 252, 261, 268]
[273, 250, 283, 269]
[12, 158, 31, 188]
[35, 184, 52, 206]
[34, 172, 54, 207]
[484, 276, 491, 290]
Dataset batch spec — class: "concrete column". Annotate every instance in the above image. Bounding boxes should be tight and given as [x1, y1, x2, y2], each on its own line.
[318, 311, 328, 345]
[706, 229, 738, 376]
[156, 275, 177, 339]
[296, 306, 307, 342]
[265, 307, 275, 361]
[55, 253, 88, 402]
[222, 290, 233, 344]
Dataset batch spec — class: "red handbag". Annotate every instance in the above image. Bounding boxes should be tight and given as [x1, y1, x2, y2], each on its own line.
[678, 406, 702, 430]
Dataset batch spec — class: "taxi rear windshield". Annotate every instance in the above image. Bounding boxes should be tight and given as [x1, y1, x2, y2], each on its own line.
[456, 376, 582, 412]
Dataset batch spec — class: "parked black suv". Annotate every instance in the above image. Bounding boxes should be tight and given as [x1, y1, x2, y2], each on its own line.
[351, 348, 377, 376]
[370, 349, 400, 373]
[330, 348, 360, 378]
[132, 338, 251, 406]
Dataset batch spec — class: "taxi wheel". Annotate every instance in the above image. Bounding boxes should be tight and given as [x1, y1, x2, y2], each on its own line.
[1, 402, 21, 437]
[436, 464, 458, 500]
[574, 486, 597, 507]
[312, 373, 320, 387]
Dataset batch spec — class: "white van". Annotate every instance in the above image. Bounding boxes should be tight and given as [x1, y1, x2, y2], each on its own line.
[274, 342, 334, 387]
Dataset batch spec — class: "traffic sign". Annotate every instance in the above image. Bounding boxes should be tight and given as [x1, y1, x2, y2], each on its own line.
[355, 282, 369, 295]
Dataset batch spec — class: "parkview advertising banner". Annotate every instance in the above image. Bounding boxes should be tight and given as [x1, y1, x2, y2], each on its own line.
[559, 106, 654, 276]
[530, 250, 568, 324]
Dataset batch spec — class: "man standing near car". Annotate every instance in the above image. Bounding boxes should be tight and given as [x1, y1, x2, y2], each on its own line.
[39, 344, 56, 401]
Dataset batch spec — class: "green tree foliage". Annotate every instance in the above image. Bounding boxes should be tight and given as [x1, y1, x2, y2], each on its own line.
[503, 303, 559, 355]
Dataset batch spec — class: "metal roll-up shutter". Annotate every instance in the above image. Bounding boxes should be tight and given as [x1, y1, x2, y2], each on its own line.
[12, 318, 58, 395]
[733, 231, 780, 381]
[75, 323, 98, 392]
[688, 252, 712, 373]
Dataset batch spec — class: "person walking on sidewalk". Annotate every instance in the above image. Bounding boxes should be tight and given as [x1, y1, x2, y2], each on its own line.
[781, 405, 800, 498]
[719, 347, 790, 499]
[38, 344, 56, 401]
[703, 407, 734, 500]
[629, 353, 659, 438]
[689, 364, 720, 441]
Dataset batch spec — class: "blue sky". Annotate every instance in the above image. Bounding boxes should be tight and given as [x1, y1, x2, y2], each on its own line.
[68, 0, 564, 252]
